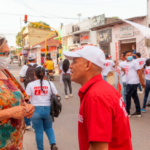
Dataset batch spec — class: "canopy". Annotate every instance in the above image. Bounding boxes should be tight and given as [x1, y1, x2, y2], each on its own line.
[123, 19, 150, 39]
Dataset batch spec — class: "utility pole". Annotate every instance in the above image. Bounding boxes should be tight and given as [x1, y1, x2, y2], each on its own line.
[78, 14, 82, 22]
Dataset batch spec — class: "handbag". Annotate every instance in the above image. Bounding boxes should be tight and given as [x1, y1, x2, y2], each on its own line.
[48, 81, 62, 122]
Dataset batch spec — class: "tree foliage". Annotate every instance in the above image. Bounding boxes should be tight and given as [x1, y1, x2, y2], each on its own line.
[111, 16, 119, 19]
[29, 21, 50, 30]
[16, 27, 26, 46]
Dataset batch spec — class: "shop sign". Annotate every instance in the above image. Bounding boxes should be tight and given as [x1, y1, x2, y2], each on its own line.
[97, 29, 112, 43]
[80, 33, 89, 43]
[91, 14, 105, 28]
[120, 26, 133, 38]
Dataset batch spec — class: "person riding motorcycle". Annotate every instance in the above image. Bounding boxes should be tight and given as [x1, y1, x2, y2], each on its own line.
[43, 56, 55, 80]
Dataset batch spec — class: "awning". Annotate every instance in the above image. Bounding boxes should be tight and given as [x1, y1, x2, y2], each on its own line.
[123, 19, 150, 39]
[41, 46, 57, 52]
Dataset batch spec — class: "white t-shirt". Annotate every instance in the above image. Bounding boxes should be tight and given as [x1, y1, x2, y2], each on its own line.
[19, 63, 38, 78]
[60, 66, 71, 74]
[119, 60, 140, 84]
[136, 58, 146, 69]
[119, 61, 126, 83]
[101, 60, 115, 76]
[25, 80, 58, 106]
[144, 66, 150, 80]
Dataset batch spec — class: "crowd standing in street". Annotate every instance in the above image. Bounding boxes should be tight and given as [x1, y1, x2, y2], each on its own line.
[19, 53, 38, 130]
[25, 66, 58, 150]
[59, 59, 73, 99]
[0, 37, 35, 149]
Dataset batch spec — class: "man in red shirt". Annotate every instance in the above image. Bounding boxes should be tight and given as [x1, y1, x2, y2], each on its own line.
[63, 45, 132, 150]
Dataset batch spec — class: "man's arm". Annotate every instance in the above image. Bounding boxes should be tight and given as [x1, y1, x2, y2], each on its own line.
[137, 70, 146, 88]
[89, 142, 108, 150]
[20, 77, 25, 83]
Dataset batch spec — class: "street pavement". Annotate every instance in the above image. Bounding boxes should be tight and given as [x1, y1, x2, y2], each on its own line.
[9, 64, 150, 150]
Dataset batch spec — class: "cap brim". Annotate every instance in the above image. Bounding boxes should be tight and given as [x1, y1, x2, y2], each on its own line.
[63, 51, 80, 60]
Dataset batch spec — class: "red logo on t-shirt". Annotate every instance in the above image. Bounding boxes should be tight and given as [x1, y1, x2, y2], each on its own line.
[105, 62, 111, 66]
[125, 65, 129, 75]
[78, 114, 83, 123]
[145, 69, 150, 75]
[139, 61, 144, 65]
[34, 86, 48, 96]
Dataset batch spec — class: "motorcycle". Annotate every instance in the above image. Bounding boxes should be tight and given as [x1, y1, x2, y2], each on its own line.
[46, 70, 55, 81]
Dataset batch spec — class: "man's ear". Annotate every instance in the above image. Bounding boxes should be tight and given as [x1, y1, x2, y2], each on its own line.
[85, 61, 92, 71]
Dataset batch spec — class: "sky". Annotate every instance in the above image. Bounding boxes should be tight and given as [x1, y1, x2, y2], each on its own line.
[0, 0, 147, 47]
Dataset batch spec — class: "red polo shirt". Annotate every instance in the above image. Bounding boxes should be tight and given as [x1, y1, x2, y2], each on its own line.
[78, 74, 132, 150]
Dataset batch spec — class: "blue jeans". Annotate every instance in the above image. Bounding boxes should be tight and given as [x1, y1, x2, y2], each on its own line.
[126, 84, 141, 114]
[31, 106, 56, 150]
[122, 82, 127, 106]
[143, 80, 150, 108]
[24, 117, 31, 126]
[103, 76, 107, 82]
[138, 83, 142, 91]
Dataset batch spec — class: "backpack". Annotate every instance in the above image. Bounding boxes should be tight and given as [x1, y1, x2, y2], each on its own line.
[48, 81, 62, 122]
[24, 64, 38, 88]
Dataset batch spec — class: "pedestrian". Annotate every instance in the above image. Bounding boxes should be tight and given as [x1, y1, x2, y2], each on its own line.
[63, 45, 132, 150]
[43, 56, 55, 72]
[58, 58, 63, 68]
[59, 59, 73, 99]
[141, 59, 150, 112]
[120, 50, 145, 117]
[0, 36, 35, 150]
[58, 58, 63, 85]
[19, 53, 38, 130]
[25, 66, 58, 150]
[101, 54, 115, 81]
[132, 45, 136, 59]
[135, 52, 146, 94]
[41, 56, 44, 65]
[119, 52, 127, 106]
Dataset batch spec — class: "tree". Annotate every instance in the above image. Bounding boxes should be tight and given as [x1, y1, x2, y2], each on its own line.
[111, 16, 119, 19]
[29, 21, 51, 30]
[16, 27, 26, 47]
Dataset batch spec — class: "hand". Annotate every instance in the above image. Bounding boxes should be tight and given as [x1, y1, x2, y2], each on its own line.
[24, 104, 35, 118]
[9, 105, 26, 120]
[141, 82, 146, 89]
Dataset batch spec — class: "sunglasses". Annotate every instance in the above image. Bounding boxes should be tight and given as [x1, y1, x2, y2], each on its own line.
[0, 52, 10, 57]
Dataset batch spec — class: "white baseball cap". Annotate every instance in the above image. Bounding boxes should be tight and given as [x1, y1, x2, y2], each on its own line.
[63, 45, 106, 68]
[27, 53, 37, 60]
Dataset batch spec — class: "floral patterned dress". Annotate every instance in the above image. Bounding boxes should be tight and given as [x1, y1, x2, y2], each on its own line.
[0, 70, 27, 150]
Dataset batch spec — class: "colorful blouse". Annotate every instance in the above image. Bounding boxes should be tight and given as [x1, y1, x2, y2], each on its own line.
[0, 69, 27, 150]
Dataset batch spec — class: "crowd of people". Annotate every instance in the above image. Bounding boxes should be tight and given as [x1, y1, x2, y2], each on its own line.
[1, 34, 149, 150]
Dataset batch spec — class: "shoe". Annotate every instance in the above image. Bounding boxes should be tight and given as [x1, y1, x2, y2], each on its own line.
[141, 108, 146, 113]
[65, 95, 68, 99]
[131, 112, 142, 117]
[51, 145, 58, 150]
[137, 91, 143, 94]
[70, 94, 73, 97]
[146, 103, 150, 107]
[26, 126, 31, 130]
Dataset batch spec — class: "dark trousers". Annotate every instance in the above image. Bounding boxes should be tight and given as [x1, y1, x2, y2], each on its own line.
[63, 74, 72, 95]
[126, 84, 141, 114]
[143, 80, 150, 108]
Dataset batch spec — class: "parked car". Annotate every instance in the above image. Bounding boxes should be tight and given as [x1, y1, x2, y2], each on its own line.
[13, 56, 19, 64]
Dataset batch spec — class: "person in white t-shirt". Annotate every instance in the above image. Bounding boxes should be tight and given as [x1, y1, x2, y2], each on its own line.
[59, 59, 72, 99]
[25, 66, 58, 150]
[101, 54, 115, 81]
[120, 50, 145, 117]
[119, 53, 127, 106]
[141, 59, 150, 113]
[135, 52, 146, 94]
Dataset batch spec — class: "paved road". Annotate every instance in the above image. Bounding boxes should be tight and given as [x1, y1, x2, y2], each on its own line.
[9, 64, 150, 150]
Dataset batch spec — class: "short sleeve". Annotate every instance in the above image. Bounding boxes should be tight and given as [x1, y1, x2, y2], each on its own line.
[119, 62, 125, 68]
[50, 82, 58, 95]
[84, 96, 112, 142]
[60, 66, 62, 70]
[112, 61, 115, 66]
[25, 84, 32, 96]
[19, 65, 28, 78]
[134, 60, 140, 70]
